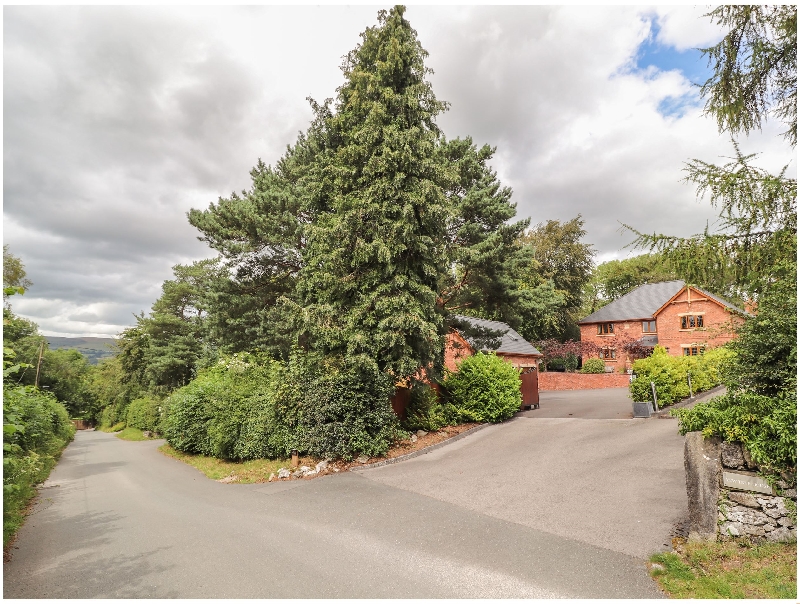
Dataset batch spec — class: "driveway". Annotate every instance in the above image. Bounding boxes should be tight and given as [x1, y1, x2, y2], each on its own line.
[4, 430, 665, 599]
[359, 413, 688, 560]
[521, 387, 634, 419]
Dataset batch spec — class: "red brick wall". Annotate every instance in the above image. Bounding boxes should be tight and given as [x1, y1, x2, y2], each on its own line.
[655, 287, 744, 354]
[579, 320, 645, 368]
[539, 372, 630, 391]
[579, 286, 743, 366]
[444, 332, 541, 372]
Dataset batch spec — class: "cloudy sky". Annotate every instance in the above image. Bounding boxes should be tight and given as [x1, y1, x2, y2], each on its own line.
[4, 5, 794, 337]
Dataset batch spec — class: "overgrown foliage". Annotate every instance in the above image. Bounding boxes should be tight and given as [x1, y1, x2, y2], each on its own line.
[161, 352, 402, 461]
[443, 353, 521, 423]
[579, 358, 605, 374]
[126, 395, 163, 433]
[3, 385, 74, 547]
[630, 346, 733, 406]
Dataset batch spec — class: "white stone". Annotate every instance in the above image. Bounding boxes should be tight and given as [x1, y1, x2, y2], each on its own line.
[268, 473, 275, 482]
[277, 468, 291, 479]
[416, 430, 428, 437]
[315, 460, 328, 473]
[766, 527, 797, 543]
[356, 455, 369, 464]
[411, 434, 417, 443]
[720, 522, 742, 537]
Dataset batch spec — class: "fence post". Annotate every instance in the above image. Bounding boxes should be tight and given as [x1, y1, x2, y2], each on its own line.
[687, 372, 693, 399]
[651, 381, 658, 413]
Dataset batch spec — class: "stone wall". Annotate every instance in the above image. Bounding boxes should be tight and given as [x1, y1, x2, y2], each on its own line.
[717, 441, 797, 542]
[538, 372, 629, 391]
[684, 432, 797, 543]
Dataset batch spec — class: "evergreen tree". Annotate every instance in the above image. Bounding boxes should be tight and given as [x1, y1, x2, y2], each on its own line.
[297, 6, 449, 381]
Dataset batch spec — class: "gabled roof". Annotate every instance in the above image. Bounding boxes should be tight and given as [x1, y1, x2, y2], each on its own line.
[452, 314, 542, 356]
[579, 281, 685, 323]
[579, 280, 750, 324]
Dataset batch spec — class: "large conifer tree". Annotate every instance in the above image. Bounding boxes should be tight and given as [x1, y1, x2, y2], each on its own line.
[297, 6, 449, 381]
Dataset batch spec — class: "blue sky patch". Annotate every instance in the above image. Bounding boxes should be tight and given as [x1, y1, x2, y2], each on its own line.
[636, 19, 713, 118]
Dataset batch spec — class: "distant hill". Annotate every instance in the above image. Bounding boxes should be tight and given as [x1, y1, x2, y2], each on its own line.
[45, 336, 117, 365]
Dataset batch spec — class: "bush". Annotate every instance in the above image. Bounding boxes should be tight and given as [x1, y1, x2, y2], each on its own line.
[444, 352, 521, 423]
[580, 358, 606, 374]
[674, 389, 796, 475]
[126, 395, 163, 432]
[161, 351, 403, 461]
[402, 383, 459, 432]
[630, 346, 732, 406]
[296, 356, 402, 460]
[3, 386, 75, 546]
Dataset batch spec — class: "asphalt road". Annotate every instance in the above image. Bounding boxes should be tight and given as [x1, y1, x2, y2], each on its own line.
[522, 387, 635, 419]
[3, 427, 668, 599]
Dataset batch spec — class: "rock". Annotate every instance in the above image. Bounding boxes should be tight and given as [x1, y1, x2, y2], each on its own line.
[720, 441, 745, 469]
[684, 432, 722, 541]
[299, 465, 311, 475]
[291, 470, 303, 479]
[356, 455, 369, 464]
[305, 469, 318, 477]
[742, 446, 758, 469]
[315, 460, 328, 473]
[277, 468, 291, 479]
[766, 527, 797, 543]
[410, 434, 417, 443]
[142, 431, 152, 438]
[416, 430, 428, 437]
[725, 507, 771, 526]
[743, 524, 766, 537]
[728, 492, 760, 508]
[778, 516, 794, 527]
[720, 522, 742, 537]
[268, 473, 275, 482]
[783, 488, 797, 500]
[718, 512, 726, 521]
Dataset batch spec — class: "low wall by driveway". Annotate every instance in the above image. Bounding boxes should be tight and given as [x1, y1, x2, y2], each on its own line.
[684, 433, 797, 543]
[539, 372, 629, 391]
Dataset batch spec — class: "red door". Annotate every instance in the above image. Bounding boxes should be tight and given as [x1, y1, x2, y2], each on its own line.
[520, 367, 540, 410]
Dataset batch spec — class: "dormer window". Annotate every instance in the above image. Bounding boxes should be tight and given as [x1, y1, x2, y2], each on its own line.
[597, 323, 614, 335]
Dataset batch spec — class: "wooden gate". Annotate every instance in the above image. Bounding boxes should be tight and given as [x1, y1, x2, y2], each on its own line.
[520, 367, 539, 410]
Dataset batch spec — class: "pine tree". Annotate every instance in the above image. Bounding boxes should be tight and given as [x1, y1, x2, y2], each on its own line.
[297, 6, 449, 381]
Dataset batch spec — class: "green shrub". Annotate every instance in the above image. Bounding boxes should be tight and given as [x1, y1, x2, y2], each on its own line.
[3, 386, 74, 547]
[580, 358, 605, 374]
[630, 345, 731, 406]
[296, 356, 402, 460]
[126, 395, 163, 432]
[161, 351, 401, 461]
[674, 389, 796, 475]
[402, 382, 459, 432]
[444, 352, 522, 423]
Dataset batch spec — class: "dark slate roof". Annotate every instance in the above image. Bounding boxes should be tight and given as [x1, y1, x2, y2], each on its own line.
[579, 280, 749, 324]
[452, 315, 542, 356]
[579, 280, 686, 323]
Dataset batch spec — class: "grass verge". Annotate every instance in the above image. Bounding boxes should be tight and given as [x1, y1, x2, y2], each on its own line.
[115, 427, 159, 441]
[649, 538, 797, 599]
[158, 444, 300, 483]
[98, 422, 125, 433]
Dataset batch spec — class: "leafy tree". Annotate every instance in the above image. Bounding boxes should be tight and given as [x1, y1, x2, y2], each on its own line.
[520, 216, 595, 340]
[116, 260, 220, 393]
[581, 253, 677, 317]
[3, 245, 32, 298]
[188, 161, 305, 358]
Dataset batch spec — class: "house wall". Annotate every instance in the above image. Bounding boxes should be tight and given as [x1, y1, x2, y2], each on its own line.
[579, 286, 744, 367]
[579, 319, 646, 368]
[444, 331, 473, 372]
[655, 287, 744, 354]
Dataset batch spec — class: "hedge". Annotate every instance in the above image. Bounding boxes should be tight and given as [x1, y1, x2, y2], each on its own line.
[443, 352, 522, 423]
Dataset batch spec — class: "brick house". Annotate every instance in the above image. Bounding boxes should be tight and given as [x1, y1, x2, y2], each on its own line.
[578, 281, 748, 369]
[446, 315, 542, 409]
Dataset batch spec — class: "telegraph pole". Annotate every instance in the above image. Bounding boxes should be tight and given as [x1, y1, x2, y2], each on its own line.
[34, 340, 44, 388]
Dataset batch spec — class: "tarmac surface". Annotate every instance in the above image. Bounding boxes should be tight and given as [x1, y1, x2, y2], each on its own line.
[3, 392, 688, 598]
[523, 387, 635, 419]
